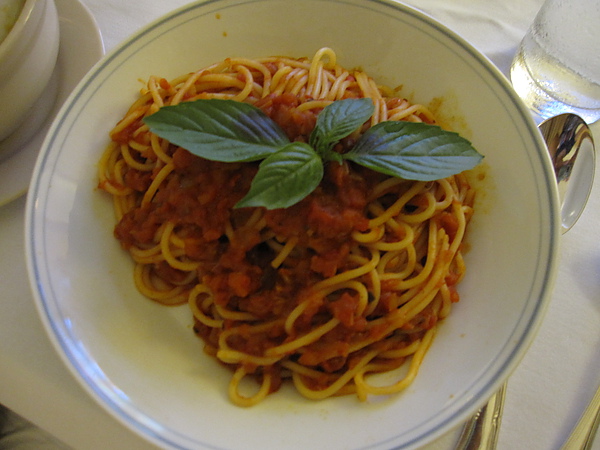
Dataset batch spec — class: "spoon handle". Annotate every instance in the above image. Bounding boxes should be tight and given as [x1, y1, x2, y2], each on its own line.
[561, 383, 600, 450]
[455, 383, 507, 450]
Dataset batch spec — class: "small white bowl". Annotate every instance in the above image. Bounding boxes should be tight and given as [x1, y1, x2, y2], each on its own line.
[25, 0, 560, 449]
[0, 0, 59, 145]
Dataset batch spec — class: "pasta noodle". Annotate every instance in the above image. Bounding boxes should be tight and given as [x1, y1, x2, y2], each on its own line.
[98, 48, 475, 406]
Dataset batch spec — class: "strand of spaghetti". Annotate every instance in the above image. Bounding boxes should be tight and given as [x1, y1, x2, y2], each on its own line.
[214, 304, 258, 321]
[271, 235, 298, 269]
[313, 279, 370, 317]
[168, 228, 186, 249]
[398, 191, 437, 224]
[354, 359, 407, 377]
[170, 270, 197, 287]
[388, 104, 425, 122]
[386, 234, 448, 311]
[120, 142, 154, 171]
[368, 201, 414, 237]
[377, 244, 417, 280]
[189, 77, 248, 94]
[131, 123, 151, 141]
[382, 218, 414, 242]
[438, 284, 453, 320]
[291, 350, 379, 400]
[223, 58, 272, 96]
[270, 65, 294, 95]
[285, 366, 358, 396]
[150, 133, 172, 164]
[127, 139, 152, 156]
[307, 47, 336, 97]
[244, 208, 265, 229]
[265, 318, 340, 357]
[327, 70, 350, 100]
[380, 220, 438, 288]
[378, 339, 421, 359]
[295, 100, 333, 112]
[230, 65, 255, 101]
[448, 201, 467, 255]
[318, 75, 333, 100]
[113, 195, 133, 222]
[364, 267, 382, 315]
[289, 73, 309, 96]
[216, 320, 288, 364]
[369, 176, 406, 200]
[147, 76, 166, 108]
[188, 284, 223, 328]
[368, 181, 427, 228]
[160, 222, 200, 271]
[258, 55, 312, 70]
[452, 250, 467, 285]
[141, 161, 174, 206]
[391, 101, 436, 123]
[351, 225, 385, 244]
[281, 360, 339, 380]
[355, 71, 387, 125]
[109, 106, 147, 140]
[370, 223, 414, 252]
[387, 234, 449, 317]
[354, 327, 436, 400]
[434, 178, 455, 210]
[283, 295, 322, 335]
[228, 367, 272, 407]
[344, 286, 440, 356]
[312, 248, 380, 291]
[307, 61, 323, 98]
[133, 263, 187, 304]
[129, 244, 163, 264]
[97, 143, 133, 196]
[126, 88, 154, 115]
[169, 70, 205, 105]
[217, 348, 282, 366]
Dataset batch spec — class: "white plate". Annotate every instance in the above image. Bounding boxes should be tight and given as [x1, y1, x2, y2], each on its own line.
[25, 0, 560, 449]
[0, 0, 104, 207]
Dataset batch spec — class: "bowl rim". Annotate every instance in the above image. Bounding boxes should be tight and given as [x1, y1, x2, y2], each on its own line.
[25, 0, 561, 448]
[0, 0, 39, 57]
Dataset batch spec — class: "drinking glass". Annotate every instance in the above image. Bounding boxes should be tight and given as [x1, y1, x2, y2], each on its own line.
[510, 0, 600, 123]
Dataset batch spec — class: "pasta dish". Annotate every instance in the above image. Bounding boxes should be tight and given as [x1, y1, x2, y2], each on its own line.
[98, 48, 477, 406]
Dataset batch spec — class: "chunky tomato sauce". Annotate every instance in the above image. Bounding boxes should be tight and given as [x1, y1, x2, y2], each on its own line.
[113, 93, 451, 389]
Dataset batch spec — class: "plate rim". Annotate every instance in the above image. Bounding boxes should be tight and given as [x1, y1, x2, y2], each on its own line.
[25, 0, 561, 448]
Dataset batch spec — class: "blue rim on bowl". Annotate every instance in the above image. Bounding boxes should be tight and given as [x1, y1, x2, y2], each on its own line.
[25, 0, 560, 448]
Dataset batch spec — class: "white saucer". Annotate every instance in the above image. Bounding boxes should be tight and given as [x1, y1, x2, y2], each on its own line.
[0, 0, 104, 207]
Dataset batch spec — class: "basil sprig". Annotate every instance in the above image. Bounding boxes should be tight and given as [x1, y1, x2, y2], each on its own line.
[143, 98, 483, 209]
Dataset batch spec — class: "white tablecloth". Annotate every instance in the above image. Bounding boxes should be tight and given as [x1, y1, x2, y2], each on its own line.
[1, 0, 599, 449]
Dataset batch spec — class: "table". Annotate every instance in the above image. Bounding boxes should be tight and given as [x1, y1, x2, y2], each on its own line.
[1, 0, 599, 449]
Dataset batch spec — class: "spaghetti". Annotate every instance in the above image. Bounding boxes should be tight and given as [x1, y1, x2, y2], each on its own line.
[98, 48, 476, 406]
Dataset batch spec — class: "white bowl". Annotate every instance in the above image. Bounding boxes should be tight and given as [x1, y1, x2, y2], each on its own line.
[25, 0, 561, 449]
[0, 0, 59, 144]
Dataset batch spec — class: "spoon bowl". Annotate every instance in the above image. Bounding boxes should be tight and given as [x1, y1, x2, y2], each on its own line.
[538, 113, 596, 232]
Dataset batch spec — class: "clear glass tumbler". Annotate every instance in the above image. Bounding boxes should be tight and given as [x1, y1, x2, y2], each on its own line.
[510, 0, 600, 123]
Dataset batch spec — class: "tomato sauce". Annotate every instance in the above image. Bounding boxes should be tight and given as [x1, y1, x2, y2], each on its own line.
[113, 94, 434, 381]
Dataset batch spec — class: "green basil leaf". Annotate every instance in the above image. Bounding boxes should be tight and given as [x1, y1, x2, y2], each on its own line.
[344, 121, 483, 181]
[143, 99, 290, 162]
[235, 143, 323, 209]
[309, 98, 374, 156]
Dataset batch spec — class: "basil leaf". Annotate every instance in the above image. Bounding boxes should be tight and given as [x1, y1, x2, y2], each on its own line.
[344, 121, 483, 181]
[309, 98, 374, 156]
[143, 99, 290, 162]
[235, 143, 323, 209]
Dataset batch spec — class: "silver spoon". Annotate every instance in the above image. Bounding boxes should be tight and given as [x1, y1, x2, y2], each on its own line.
[455, 113, 596, 449]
